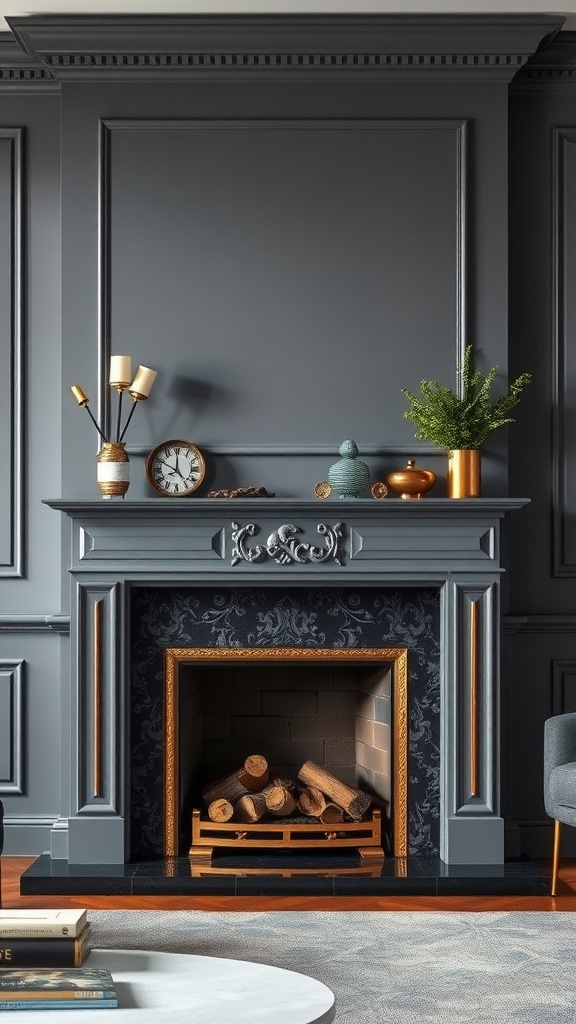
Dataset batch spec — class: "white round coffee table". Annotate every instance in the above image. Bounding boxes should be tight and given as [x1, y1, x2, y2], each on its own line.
[0, 949, 336, 1023]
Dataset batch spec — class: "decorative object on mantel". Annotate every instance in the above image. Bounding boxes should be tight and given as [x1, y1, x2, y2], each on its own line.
[207, 486, 276, 498]
[385, 459, 436, 500]
[145, 439, 205, 497]
[371, 481, 389, 499]
[231, 521, 343, 566]
[71, 355, 157, 499]
[401, 345, 532, 498]
[314, 481, 333, 499]
[314, 439, 376, 499]
[315, 479, 389, 500]
[328, 440, 370, 498]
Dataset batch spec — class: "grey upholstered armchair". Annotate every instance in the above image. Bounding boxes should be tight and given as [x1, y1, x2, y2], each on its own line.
[544, 712, 576, 896]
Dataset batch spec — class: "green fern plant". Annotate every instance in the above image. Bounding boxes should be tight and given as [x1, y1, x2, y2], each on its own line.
[401, 346, 532, 450]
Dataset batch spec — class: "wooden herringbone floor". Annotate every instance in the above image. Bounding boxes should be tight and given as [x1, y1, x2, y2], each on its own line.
[2, 856, 576, 911]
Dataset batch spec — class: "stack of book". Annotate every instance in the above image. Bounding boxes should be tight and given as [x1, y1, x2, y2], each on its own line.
[0, 910, 92, 968]
[0, 967, 118, 1010]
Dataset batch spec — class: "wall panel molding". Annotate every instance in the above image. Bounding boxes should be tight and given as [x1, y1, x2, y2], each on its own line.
[502, 615, 576, 633]
[552, 126, 576, 577]
[0, 658, 25, 794]
[552, 659, 576, 715]
[0, 127, 24, 578]
[127, 442, 445, 458]
[99, 117, 468, 449]
[0, 614, 71, 634]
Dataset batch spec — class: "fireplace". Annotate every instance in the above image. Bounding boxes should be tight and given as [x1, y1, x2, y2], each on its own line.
[129, 587, 440, 861]
[43, 496, 527, 868]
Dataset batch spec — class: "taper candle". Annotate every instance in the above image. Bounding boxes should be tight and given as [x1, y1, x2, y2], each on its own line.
[70, 384, 107, 441]
[109, 355, 132, 388]
[70, 384, 89, 406]
[129, 365, 157, 399]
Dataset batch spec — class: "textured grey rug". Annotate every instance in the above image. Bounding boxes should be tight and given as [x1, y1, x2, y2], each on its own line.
[87, 910, 576, 1023]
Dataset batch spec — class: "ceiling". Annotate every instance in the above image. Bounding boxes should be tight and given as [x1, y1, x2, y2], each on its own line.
[0, 0, 575, 33]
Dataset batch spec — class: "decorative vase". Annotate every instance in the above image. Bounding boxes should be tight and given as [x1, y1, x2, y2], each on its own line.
[96, 441, 130, 499]
[328, 440, 370, 498]
[385, 459, 436, 499]
[447, 449, 480, 498]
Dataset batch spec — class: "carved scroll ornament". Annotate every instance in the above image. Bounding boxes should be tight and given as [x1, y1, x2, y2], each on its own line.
[230, 521, 343, 566]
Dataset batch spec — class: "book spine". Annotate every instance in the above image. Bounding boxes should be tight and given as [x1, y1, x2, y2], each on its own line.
[0, 924, 85, 939]
[0, 998, 119, 1009]
[0, 989, 116, 1001]
[0, 938, 89, 968]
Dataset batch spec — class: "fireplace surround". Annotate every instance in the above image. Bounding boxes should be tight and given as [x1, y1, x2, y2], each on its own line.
[44, 496, 527, 868]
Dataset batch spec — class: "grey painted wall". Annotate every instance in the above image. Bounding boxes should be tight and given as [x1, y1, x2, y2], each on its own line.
[504, 38, 576, 856]
[59, 79, 505, 501]
[0, 83, 64, 853]
[0, 13, 572, 857]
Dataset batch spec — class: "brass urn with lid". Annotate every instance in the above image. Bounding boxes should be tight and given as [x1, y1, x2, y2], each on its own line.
[385, 459, 436, 500]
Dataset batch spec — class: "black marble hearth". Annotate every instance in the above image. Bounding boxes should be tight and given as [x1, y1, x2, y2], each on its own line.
[20, 853, 550, 898]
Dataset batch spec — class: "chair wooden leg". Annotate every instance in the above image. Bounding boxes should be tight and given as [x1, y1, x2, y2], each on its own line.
[551, 818, 562, 896]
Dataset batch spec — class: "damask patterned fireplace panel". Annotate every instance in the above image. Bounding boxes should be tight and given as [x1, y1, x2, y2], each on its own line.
[129, 587, 440, 860]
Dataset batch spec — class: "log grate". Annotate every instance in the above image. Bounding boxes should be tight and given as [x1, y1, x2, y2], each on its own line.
[189, 807, 384, 862]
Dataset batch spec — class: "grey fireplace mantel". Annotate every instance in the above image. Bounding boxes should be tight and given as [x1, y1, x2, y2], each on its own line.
[45, 496, 529, 866]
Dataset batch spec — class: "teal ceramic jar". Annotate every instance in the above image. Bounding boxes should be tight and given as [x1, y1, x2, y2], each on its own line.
[328, 440, 370, 498]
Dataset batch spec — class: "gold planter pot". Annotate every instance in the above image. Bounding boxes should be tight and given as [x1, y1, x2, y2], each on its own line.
[96, 441, 130, 498]
[447, 449, 480, 499]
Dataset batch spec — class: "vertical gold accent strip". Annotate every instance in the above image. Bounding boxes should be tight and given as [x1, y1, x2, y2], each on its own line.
[164, 648, 178, 858]
[393, 648, 408, 858]
[93, 599, 102, 797]
[470, 599, 479, 798]
[162, 647, 409, 861]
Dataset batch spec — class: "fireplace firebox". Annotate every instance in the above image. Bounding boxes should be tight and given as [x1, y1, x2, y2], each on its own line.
[163, 645, 410, 860]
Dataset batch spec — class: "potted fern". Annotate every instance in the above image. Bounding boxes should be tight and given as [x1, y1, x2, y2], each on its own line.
[401, 346, 532, 497]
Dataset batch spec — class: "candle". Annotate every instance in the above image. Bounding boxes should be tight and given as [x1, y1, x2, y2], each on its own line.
[129, 365, 157, 399]
[109, 355, 132, 388]
[70, 384, 89, 406]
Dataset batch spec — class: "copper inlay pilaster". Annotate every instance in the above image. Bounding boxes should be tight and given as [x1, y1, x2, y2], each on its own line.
[164, 647, 179, 857]
[163, 646, 408, 860]
[93, 598, 102, 797]
[392, 647, 408, 858]
[470, 599, 479, 798]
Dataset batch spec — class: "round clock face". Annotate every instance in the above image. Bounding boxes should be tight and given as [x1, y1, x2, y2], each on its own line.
[146, 439, 206, 497]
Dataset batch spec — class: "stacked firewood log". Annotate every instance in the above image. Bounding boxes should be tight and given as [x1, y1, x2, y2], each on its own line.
[202, 754, 372, 825]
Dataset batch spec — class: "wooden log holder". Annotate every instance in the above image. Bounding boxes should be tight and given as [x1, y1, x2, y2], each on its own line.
[189, 807, 384, 862]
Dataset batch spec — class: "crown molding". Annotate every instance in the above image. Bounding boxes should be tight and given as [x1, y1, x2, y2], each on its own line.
[513, 29, 576, 87]
[0, 33, 58, 90]
[5, 14, 565, 83]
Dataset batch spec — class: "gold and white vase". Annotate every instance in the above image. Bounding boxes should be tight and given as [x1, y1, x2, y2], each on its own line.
[447, 449, 480, 498]
[96, 441, 130, 499]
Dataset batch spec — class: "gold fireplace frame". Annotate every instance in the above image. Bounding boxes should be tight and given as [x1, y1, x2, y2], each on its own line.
[163, 646, 408, 859]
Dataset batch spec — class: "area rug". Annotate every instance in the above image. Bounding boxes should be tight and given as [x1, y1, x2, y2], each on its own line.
[87, 910, 576, 1023]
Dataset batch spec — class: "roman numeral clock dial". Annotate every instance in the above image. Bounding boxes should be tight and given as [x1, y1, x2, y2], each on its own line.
[145, 439, 206, 497]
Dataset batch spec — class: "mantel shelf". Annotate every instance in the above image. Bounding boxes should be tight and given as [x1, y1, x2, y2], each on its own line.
[44, 497, 530, 520]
